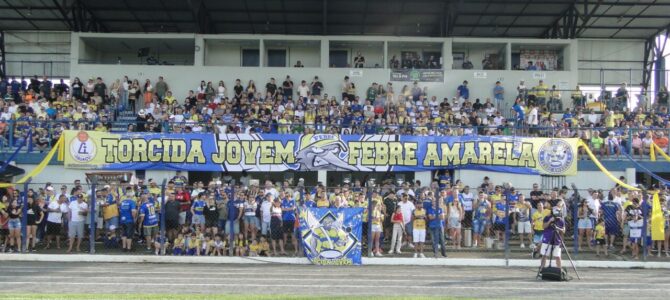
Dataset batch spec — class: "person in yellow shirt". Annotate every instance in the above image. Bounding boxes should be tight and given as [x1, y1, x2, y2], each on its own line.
[534, 80, 548, 106]
[100, 187, 119, 234]
[163, 91, 176, 106]
[412, 201, 427, 258]
[258, 236, 271, 257]
[248, 239, 260, 256]
[278, 114, 291, 134]
[594, 218, 607, 256]
[531, 202, 549, 257]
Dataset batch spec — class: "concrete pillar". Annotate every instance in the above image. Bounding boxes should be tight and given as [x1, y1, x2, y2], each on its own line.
[505, 42, 512, 70]
[443, 39, 453, 70]
[259, 39, 265, 67]
[318, 170, 327, 186]
[625, 168, 637, 186]
[320, 39, 329, 68]
[194, 35, 205, 66]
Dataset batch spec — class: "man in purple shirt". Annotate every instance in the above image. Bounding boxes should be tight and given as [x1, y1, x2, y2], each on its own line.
[539, 207, 565, 271]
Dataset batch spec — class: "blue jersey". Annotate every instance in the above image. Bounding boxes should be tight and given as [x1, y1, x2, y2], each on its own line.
[494, 202, 507, 224]
[507, 193, 519, 207]
[438, 175, 451, 189]
[69, 195, 78, 203]
[140, 202, 158, 227]
[457, 85, 469, 99]
[304, 200, 316, 208]
[192, 199, 206, 216]
[422, 198, 433, 212]
[427, 207, 444, 229]
[601, 201, 620, 221]
[474, 200, 489, 220]
[119, 199, 136, 224]
[281, 199, 296, 221]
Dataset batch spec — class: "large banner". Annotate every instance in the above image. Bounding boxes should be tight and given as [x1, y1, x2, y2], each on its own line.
[299, 208, 363, 265]
[390, 69, 444, 82]
[63, 131, 578, 175]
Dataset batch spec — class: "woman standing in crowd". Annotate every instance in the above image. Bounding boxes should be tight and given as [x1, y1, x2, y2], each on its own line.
[447, 197, 463, 249]
[71, 77, 83, 99]
[371, 200, 384, 256]
[270, 198, 285, 256]
[244, 192, 259, 242]
[204, 195, 219, 236]
[25, 196, 44, 252]
[6, 198, 22, 253]
[577, 200, 594, 251]
[129, 79, 140, 113]
[143, 79, 153, 106]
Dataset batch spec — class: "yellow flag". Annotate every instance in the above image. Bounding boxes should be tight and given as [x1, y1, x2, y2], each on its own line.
[650, 142, 656, 161]
[651, 192, 665, 241]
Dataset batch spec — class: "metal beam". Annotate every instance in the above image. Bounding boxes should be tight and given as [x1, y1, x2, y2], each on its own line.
[51, 0, 73, 30]
[186, 0, 214, 34]
[609, 0, 657, 38]
[0, 31, 6, 79]
[242, 0, 256, 34]
[120, 0, 149, 32]
[574, 0, 602, 37]
[322, 0, 327, 35]
[500, 0, 532, 36]
[361, 0, 369, 35]
[2, 0, 38, 30]
[467, 0, 490, 36]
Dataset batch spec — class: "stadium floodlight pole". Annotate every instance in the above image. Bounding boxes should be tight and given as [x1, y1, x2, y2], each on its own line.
[160, 179, 167, 253]
[89, 182, 97, 254]
[21, 178, 32, 253]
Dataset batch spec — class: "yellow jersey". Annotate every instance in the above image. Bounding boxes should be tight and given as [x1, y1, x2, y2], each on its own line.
[413, 208, 426, 230]
[532, 210, 549, 231]
[595, 224, 605, 239]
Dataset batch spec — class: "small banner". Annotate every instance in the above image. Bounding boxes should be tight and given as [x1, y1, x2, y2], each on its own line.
[390, 69, 444, 82]
[299, 208, 363, 265]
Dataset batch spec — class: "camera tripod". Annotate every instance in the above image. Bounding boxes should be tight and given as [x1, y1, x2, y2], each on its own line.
[536, 222, 581, 280]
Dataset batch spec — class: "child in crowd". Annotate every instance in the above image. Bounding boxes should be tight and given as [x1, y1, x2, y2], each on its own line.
[234, 233, 246, 256]
[172, 233, 184, 256]
[212, 235, 226, 256]
[388, 206, 404, 255]
[594, 218, 607, 257]
[202, 234, 214, 256]
[628, 211, 643, 260]
[153, 232, 169, 255]
[186, 232, 200, 256]
[258, 236, 270, 257]
[248, 239, 260, 257]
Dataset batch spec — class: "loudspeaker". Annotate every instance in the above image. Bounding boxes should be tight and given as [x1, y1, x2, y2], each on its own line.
[540, 267, 568, 281]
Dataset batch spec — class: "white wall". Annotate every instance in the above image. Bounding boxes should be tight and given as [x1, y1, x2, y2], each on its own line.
[4, 31, 71, 78]
[578, 39, 645, 85]
[205, 43, 244, 66]
[288, 46, 320, 68]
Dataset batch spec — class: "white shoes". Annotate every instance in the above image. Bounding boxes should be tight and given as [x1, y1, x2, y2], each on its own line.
[413, 253, 418, 258]
[396, 249, 402, 254]
[520, 244, 526, 249]
[388, 249, 394, 254]
[420, 253, 426, 258]
[408, 243, 415, 249]
[375, 252, 384, 257]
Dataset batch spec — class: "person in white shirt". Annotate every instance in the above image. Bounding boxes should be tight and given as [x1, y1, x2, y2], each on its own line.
[45, 194, 68, 249]
[297, 81, 310, 99]
[397, 194, 416, 248]
[527, 104, 539, 126]
[260, 194, 273, 237]
[263, 181, 279, 199]
[67, 194, 89, 253]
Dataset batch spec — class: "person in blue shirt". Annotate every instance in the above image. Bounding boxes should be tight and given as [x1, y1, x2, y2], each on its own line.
[457, 80, 469, 100]
[526, 61, 537, 71]
[119, 191, 137, 252]
[303, 193, 316, 208]
[437, 171, 451, 190]
[493, 81, 505, 110]
[601, 198, 621, 249]
[225, 193, 244, 236]
[281, 195, 298, 255]
[191, 192, 207, 231]
[427, 197, 447, 258]
[139, 193, 159, 252]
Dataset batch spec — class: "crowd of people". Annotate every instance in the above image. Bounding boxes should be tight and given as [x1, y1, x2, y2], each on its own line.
[1, 172, 669, 260]
[1, 75, 670, 159]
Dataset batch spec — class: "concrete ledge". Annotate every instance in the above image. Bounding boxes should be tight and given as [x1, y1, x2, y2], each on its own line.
[2, 254, 670, 269]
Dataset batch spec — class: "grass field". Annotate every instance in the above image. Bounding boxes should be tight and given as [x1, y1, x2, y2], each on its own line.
[0, 295, 460, 300]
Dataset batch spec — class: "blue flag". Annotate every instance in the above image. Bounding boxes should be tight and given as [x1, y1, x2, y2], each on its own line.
[299, 208, 363, 265]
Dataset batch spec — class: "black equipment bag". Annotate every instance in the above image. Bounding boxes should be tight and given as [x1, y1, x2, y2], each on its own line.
[540, 267, 569, 281]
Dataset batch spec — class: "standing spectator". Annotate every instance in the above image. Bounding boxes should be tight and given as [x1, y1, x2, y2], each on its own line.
[353, 51, 365, 68]
[164, 192, 180, 242]
[45, 194, 67, 250]
[534, 80, 548, 107]
[270, 198, 284, 256]
[281, 192, 298, 256]
[388, 206, 404, 255]
[457, 81, 469, 101]
[155, 76, 169, 101]
[447, 198, 463, 249]
[243, 193, 258, 241]
[601, 194, 621, 251]
[25, 196, 43, 252]
[204, 195, 219, 236]
[397, 193, 415, 249]
[191, 192, 206, 232]
[341, 76, 351, 100]
[657, 86, 669, 108]
[94, 77, 107, 100]
[516, 195, 532, 248]
[412, 201, 427, 258]
[576, 200, 593, 251]
[297, 80, 310, 100]
[526, 61, 537, 70]
[119, 189, 137, 252]
[175, 184, 191, 227]
[427, 196, 446, 257]
[266, 78, 278, 100]
[472, 192, 491, 248]
[493, 81, 504, 110]
[366, 83, 378, 103]
[260, 194, 273, 237]
[370, 200, 384, 256]
[282, 76, 294, 101]
[67, 194, 88, 253]
[138, 193, 159, 252]
[310, 76, 323, 97]
[6, 199, 22, 252]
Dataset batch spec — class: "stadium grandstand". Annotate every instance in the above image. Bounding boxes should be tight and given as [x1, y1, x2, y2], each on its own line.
[1, 0, 670, 298]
